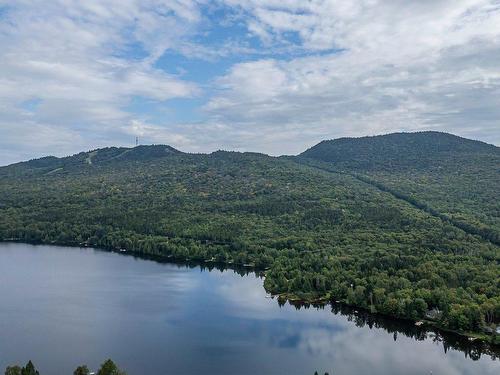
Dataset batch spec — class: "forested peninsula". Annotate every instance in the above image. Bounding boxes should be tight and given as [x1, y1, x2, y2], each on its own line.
[1, 132, 498, 342]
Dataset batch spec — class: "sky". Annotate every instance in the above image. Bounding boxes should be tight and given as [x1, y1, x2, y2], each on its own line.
[1, 0, 499, 165]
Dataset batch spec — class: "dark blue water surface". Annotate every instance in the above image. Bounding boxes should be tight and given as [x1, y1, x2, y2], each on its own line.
[0, 243, 498, 375]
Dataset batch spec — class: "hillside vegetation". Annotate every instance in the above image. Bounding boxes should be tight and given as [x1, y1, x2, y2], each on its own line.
[301, 131, 500, 245]
[0, 132, 498, 339]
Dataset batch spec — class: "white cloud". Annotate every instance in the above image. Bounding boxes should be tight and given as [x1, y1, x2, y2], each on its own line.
[0, 0, 201, 164]
[202, 0, 500, 154]
[123, 119, 193, 147]
[0, 0, 499, 164]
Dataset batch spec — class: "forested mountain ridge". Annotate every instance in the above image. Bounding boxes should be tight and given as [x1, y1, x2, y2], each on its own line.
[300, 131, 499, 170]
[299, 131, 500, 246]
[0, 144, 181, 177]
[0, 132, 499, 341]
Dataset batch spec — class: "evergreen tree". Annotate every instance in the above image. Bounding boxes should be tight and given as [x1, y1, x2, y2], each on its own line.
[20, 361, 39, 375]
[73, 365, 90, 375]
[97, 360, 126, 375]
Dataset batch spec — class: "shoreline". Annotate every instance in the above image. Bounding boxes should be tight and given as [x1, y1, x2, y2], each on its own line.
[2, 238, 499, 350]
[272, 292, 500, 347]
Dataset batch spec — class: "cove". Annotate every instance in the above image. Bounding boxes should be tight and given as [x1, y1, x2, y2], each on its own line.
[0, 243, 498, 375]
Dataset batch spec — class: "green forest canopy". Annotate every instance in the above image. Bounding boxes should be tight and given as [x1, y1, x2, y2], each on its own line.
[0, 131, 498, 338]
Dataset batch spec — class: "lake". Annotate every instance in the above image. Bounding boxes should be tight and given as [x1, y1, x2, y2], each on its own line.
[0, 243, 498, 375]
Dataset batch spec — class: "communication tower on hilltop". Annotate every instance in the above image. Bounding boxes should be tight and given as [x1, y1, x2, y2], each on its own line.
[135, 136, 139, 146]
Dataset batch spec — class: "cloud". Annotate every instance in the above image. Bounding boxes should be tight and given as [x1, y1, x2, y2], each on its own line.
[0, 0, 201, 164]
[0, 0, 499, 164]
[123, 119, 193, 147]
[201, 0, 500, 154]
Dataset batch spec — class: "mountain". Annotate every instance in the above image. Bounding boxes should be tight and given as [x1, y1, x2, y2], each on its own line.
[299, 131, 500, 245]
[300, 131, 498, 170]
[0, 133, 499, 339]
[1, 144, 181, 177]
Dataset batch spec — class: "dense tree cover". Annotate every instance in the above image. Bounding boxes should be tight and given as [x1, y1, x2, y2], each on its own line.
[300, 131, 500, 244]
[300, 131, 498, 171]
[4, 360, 125, 375]
[0, 133, 499, 339]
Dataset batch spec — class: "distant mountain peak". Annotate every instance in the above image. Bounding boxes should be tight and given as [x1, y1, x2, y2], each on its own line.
[2, 144, 182, 176]
[300, 131, 498, 171]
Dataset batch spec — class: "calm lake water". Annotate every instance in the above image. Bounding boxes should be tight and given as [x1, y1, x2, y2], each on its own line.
[0, 243, 498, 375]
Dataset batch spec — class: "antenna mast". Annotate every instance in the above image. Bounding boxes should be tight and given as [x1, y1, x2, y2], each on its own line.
[135, 136, 139, 146]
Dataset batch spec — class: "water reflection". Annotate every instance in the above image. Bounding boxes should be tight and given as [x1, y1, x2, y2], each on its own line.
[0, 243, 498, 375]
[130, 254, 499, 362]
[204, 269, 499, 375]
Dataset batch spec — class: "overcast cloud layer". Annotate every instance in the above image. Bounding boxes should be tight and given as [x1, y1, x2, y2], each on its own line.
[1, 0, 499, 164]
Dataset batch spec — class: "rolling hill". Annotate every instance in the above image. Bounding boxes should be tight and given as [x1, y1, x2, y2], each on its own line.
[0, 132, 498, 339]
[300, 131, 497, 170]
[299, 131, 500, 245]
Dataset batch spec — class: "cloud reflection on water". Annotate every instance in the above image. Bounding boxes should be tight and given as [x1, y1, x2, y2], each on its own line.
[212, 269, 499, 375]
